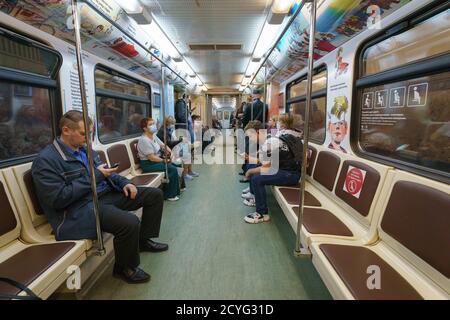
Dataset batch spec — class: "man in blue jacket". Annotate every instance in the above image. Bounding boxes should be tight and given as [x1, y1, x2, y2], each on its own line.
[32, 110, 167, 284]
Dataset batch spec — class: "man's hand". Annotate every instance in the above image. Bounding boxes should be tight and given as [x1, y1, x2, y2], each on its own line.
[97, 164, 118, 177]
[123, 184, 138, 200]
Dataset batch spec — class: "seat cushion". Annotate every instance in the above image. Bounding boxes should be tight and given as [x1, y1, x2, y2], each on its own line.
[279, 188, 321, 206]
[313, 151, 341, 191]
[320, 244, 423, 300]
[130, 174, 158, 186]
[23, 170, 44, 216]
[293, 207, 353, 237]
[0, 242, 76, 296]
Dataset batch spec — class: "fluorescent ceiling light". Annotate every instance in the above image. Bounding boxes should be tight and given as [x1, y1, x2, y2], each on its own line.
[245, 60, 260, 77]
[115, 0, 143, 14]
[177, 60, 194, 77]
[141, 22, 181, 60]
[253, 22, 283, 58]
[272, 0, 294, 14]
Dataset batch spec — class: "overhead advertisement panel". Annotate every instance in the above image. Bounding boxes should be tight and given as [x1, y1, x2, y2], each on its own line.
[0, 0, 186, 84]
[266, 0, 411, 83]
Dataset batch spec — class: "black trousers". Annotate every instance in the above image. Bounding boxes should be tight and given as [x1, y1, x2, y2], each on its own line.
[98, 187, 164, 269]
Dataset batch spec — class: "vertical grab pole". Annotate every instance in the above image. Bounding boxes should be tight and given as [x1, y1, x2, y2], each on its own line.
[263, 66, 267, 127]
[160, 66, 169, 183]
[294, 0, 317, 257]
[71, 0, 105, 255]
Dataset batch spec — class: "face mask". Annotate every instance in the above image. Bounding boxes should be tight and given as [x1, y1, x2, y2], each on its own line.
[148, 124, 157, 133]
[169, 124, 175, 130]
[276, 122, 281, 130]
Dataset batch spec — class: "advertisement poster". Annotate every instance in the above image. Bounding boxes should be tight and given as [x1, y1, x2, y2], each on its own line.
[0, 0, 185, 85]
[266, 0, 411, 84]
[325, 46, 353, 154]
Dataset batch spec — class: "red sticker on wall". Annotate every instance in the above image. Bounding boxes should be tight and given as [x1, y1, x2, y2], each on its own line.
[343, 166, 367, 199]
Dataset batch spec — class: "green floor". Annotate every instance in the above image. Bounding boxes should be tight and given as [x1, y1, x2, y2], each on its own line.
[85, 163, 331, 300]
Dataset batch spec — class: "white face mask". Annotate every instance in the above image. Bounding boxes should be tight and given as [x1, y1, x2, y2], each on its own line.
[147, 124, 157, 133]
[276, 122, 281, 130]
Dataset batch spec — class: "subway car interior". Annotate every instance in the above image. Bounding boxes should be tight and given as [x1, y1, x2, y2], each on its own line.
[0, 0, 449, 302]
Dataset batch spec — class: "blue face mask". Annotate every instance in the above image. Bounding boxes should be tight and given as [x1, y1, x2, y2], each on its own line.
[148, 124, 158, 133]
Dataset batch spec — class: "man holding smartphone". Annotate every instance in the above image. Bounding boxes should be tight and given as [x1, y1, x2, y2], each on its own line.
[32, 111, 167, 284]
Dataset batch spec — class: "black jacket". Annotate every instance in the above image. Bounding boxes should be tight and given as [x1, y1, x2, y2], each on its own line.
[174, 99, 188, 129]
[31, 139, 130, 240]
[242, 99, 268, 128]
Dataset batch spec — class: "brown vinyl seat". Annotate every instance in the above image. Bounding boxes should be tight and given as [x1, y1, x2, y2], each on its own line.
[97, 150, 108, 165]
[312, 172, 450, 299]
[313, 151, 341, 191]
[0, 242, 75, 296]
[319, 244, 422, 300]
[278, 187, 321, 206]
[306, 146, 317, 176]
[293, 207, 353, 237]
[0, 175, 85, 299]
[107, 143, 163, 187]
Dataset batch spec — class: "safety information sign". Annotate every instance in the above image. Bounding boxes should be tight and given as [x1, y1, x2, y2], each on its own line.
[343, 166, 367, 199]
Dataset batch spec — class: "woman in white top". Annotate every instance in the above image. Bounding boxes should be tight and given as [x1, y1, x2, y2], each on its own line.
[137, 117, 180, 201]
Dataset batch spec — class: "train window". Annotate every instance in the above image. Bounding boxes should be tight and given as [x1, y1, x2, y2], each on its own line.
[288, 97, 327, 143]
[95, 68, 150, 97]
[95, 67, 151, 144]
[0, 29, 60, 167]
[0, 30, 60, 78]
[358, 8, 450, 177]
[287, 68, 327, 143]
[363, 9, 450, 76]
[288, 70, 327, 99]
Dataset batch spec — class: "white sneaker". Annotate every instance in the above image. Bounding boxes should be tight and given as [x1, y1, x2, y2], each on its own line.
[244, 212, 270, 224]
[242, 187, 250, 194]
[184, 174, 194, 181]
[180, 187, 186, 192]
[241, 192, 254, 200]
[167, 196, 180, 201]
[243, 198, 256, 207]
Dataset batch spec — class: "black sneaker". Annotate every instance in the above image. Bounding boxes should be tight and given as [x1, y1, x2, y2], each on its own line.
[113, 266, 151, 284]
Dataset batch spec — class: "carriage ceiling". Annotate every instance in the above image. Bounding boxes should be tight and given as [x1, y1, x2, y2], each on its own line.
[0, 0, 413, 92]
[140, 0, 274, 92]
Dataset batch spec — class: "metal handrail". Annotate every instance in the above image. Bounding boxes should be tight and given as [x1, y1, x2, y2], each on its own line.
[71, 0, 105, 255]
[294, 0, 317, 258]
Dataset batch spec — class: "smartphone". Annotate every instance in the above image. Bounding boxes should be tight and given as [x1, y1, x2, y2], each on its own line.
[106, 162, 120, 169]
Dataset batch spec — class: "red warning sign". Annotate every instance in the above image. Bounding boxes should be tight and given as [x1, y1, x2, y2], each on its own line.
[343, 166, 367, 199]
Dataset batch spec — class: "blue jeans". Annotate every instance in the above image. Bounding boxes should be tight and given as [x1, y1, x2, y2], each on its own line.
[249, 170, 300, 215]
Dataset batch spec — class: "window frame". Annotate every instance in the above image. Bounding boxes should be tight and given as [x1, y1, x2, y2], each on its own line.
[286, 65, 327, 144]
[94, 65, 152, 145]
[0, 27, 62, 169]
[352, 2, 450, 184]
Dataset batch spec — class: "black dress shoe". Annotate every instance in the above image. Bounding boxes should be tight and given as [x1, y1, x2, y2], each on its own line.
[239, 179, 249, 183]
[140, 239, 169, 252]
[238, 172, 244, 176]
[113, 266, 151, 284]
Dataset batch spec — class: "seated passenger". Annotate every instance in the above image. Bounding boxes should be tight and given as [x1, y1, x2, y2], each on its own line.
[157, 115, 182, 149]
[137, 117, 181, 201]
[242, 113, 303, 224]
[31, 110, 168, 284]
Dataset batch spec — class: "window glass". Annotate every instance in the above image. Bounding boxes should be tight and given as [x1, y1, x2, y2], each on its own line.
[289, 70, 327, 99]
[289, 96, 326, 143]
[95, 68, 149, 98]
[359, 71, 450, 173]
[217, 111, 223, 120]
[363, 9, 450, 76]
[97, 97, 148, 143]
[0, 31, 59, 77]
[0, 81, 53, 161]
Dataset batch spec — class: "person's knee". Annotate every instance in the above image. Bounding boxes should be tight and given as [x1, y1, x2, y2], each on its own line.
[121, 213, 140, 234]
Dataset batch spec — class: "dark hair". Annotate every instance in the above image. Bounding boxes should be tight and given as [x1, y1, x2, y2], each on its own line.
[191, 115, 201, 121]
[59, 110, 92, 131]
[140, 117, 154, 131]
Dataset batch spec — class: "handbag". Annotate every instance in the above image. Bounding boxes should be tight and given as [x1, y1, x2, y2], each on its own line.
[0, 277, 42, 300]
